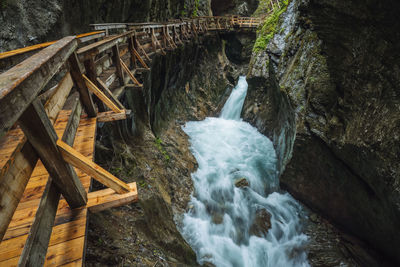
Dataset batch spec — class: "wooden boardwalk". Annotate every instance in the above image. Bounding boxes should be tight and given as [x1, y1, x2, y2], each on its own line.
[0, 111, 96, 266]
[0, 14, 262, 267]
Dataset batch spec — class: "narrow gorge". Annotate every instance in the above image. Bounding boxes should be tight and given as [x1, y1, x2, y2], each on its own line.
[0, 0, 399, 266]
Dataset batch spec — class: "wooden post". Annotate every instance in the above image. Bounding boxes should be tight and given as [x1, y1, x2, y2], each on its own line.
[112, 44, 125, 86]
[68, 52, 97, 117]
[128, 36, 137, 69]
[84, 56, 106, 112]
[18, 99, 87, 208]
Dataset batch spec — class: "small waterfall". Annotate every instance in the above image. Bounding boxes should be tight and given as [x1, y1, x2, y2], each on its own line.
[181, 76, 309, 267]
[220, 76, 248, 120]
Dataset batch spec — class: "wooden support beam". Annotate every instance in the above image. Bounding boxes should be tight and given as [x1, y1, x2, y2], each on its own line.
[68, 52, 97, 117]
[87, 182, 138, 213]
[131, 47, 150, 70]
[18, 98, 82, 267]
[0, 36, 77, 139]
[18, 99, 87, 208]
[0, 72, 79, 242]
[56, 140, 131, 194]
[112, 44, 125, 86]
[151, 29, 166, 55]
[82, 74, 122, 113]
[96, 78, 125, 110]
[137, 41, 151, 62]
[120, 59, 143, 87]
[97, 109, 131, 123]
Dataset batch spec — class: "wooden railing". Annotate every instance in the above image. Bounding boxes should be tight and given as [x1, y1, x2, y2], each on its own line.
[0, 15, 260, 266]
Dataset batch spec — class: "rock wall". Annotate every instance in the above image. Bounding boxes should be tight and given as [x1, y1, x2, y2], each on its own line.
[244, 0, 400, 264]
[86, 34, 245, 266]
[211, 0, 259, 16]
[0, 0, 211, 52]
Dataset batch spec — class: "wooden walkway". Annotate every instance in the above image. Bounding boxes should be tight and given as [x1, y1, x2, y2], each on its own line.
[0, 15, 261, 267]
[0, 111, 96, 266]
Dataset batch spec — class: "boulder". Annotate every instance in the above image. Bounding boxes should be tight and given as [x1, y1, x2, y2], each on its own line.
[249, 209, 272, 237]
[234, 177, 250, 188]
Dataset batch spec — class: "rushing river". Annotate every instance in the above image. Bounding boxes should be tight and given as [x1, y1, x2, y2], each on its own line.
[181, 76, 309, 267]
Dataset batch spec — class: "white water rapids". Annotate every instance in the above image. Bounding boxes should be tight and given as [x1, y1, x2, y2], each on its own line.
[181, 76, 309, 267]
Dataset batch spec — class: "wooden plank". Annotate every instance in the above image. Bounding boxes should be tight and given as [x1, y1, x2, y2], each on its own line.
[82, 74, 122, 113]
[0, 142, 37, 242]
[77, 31, 134, 60]
[0, 73, 79, 242]
[96, 78, 125, 109]
[18, 98, 83, 267]
[18, 179, 60, 267]
[44, 72, 74, 123]
[44, 236, 85, 266]
[120, 59, 143, 87]
[0, 32, 104, 61]
[87, 182, 138, 213]
[96, 110, 131, 123]
[0, 36, 77, 139]
[68, 52, 97, 117]
[18, 99, 87, 208]
[0, 111, 95, 265]
[112, 44, 125, 86]
[57, 140, 131, 194]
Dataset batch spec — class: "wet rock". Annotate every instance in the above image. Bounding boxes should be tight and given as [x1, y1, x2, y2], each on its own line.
[211, 213, 224, 224]
[244, 0, 400, 264]
[249, 209, 272, 237]
[234, 177, 250, 188]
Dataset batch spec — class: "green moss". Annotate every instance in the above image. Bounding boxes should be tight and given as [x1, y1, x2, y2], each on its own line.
[154, 138, 171, 163]
[192, 0, 199, 17]
[0, 0, 9, 10]
[253, 0, 290, 52]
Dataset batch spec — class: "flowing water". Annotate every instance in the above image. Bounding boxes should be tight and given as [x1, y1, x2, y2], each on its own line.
[181, 76, 309, 267]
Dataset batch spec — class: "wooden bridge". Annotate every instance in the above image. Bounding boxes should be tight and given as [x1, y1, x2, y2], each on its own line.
[0, 16, 260, 266]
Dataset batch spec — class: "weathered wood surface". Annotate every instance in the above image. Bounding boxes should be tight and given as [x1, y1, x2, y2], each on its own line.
[96, 77, 125, 109]
[82, 74, 122, 113]
[0, 110, 96, 266]
[120, 59, 143, 87]
[96, 110, 131, 123]
[111, 45, 125, 86]
[0, 32, 105, 61]
[0, 37, 77, 139]
[18, 99, 87, 208]
[0, 70, 77, 242]
[57, 139, 131, 194]
[18, 98, 83, 267]
[68, 52, 97, 117]
[87, 182, 138, 213]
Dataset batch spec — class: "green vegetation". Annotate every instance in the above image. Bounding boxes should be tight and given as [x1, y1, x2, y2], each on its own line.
[192, 0, 199, 17]
[253, 0, 289, 52]
[0, 0, 9, 10]
[154, 138, 170, 163]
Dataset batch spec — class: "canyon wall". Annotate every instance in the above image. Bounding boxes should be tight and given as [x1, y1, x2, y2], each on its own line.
[0, 0, 211, 52]
[243, 0, 400, 264]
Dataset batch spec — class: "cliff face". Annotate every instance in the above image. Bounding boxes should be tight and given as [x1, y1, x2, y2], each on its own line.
[244, 0, 400, 264]
[0, 0, 211, 52]
[211, 0, 259, 16]
[86, 35, 246, 266]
